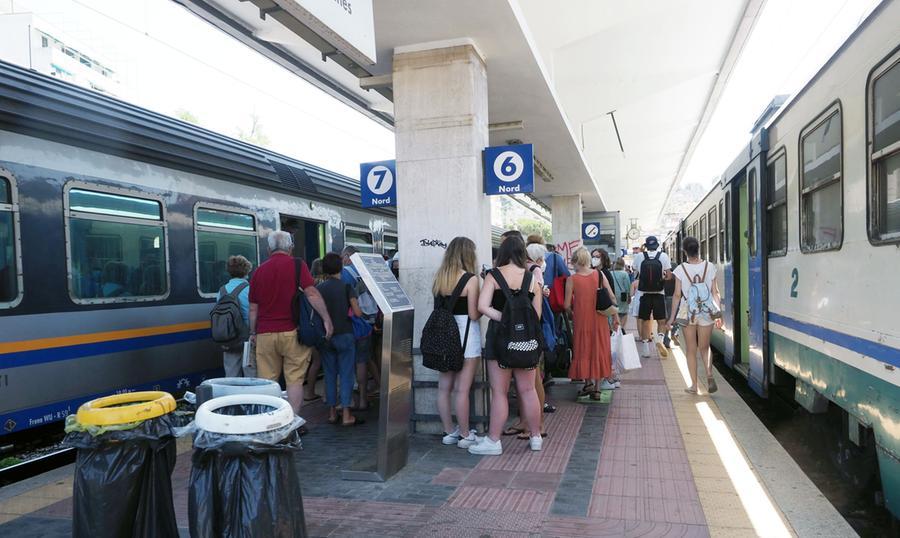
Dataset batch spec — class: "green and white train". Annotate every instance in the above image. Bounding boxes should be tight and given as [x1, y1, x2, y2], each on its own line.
[663, 0, 900, 519]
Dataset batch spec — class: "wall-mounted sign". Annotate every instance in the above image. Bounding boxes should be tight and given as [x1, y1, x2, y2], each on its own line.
[360, 160, 396, 208]
[483, 143, 534, 196]
[280, 0, 376, 66]
[582, 222, 601, 241]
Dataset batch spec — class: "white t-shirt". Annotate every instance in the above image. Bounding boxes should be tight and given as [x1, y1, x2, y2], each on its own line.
[674, 261, 717, 299]
[632, 249, 671, 294]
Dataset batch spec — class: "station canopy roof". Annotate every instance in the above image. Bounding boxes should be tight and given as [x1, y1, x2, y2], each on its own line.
[177, 0, 763, 229]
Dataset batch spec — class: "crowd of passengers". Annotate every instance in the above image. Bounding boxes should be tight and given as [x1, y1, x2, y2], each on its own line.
[216, 228, 721, 454]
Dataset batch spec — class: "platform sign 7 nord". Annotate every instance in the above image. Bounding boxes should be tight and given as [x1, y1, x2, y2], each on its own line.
[360, 160, 396, 208]
[483, 143, 534, 195]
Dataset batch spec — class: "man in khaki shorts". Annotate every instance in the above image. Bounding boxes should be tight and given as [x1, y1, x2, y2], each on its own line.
[249, 231, 333, 415]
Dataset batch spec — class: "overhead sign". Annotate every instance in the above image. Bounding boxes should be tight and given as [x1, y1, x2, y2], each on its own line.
[483, 143, 534, 196]
[582, 222, 601, 241]
[277, 0, 376, 66]
[360, 160, 396, 208]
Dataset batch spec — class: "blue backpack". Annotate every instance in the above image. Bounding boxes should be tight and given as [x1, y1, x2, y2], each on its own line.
[293, 259, 327, 347]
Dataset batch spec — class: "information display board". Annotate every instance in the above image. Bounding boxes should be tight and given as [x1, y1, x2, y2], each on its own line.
[342, 253, 413, 482]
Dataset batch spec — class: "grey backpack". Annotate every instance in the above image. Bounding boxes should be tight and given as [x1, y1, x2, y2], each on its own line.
[210, 282, 249, 350]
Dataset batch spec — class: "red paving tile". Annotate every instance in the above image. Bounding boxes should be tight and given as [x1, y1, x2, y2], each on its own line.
[430, 467, 471, 486]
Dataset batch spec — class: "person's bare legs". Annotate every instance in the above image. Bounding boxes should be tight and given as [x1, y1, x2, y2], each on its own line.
[486, 360, 512, 441]
[304, 351, 321, 400]
[356, 361, 368, 410]
[533, 368, 545, 435]
[437, 370, 456, 434]
[453, 359, 478, 433]
[513, 368, 541, 438]
[287, 383, 304, 415]
[698, 324, 714, 389]
[681, 324, 699, 392]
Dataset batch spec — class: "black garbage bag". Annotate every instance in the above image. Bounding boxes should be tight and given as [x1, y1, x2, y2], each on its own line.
[64, 413, 179, 538]
[189, 404, 307, 538]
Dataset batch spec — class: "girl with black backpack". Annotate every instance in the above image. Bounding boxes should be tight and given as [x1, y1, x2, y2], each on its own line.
[470, 236, 544, 456]
[429, 237, 482, 449]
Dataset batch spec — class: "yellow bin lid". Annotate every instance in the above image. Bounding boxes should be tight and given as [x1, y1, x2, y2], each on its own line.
[76, 391, 176, 426]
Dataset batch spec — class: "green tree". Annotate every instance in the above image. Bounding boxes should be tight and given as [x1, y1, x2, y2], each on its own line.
[516, 218, 551, 242]
[175, 108, 200, 125]
[237, 113, 271, 148]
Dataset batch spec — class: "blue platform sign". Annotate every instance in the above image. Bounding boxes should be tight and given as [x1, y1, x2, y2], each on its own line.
[483, 143, 533, 195]
[360, 160, 396, 208]
[582, 222, 601, 242]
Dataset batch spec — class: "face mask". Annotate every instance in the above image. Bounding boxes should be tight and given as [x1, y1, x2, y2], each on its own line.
[590, 258, 601, 268]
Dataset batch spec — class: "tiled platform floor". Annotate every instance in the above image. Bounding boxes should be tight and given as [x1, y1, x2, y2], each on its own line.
[0, 326, 846, 537]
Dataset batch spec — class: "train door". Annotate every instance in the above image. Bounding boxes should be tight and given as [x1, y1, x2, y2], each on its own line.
[737, 177, 751, 371]
[280, 215, 326, 262]
[746, 156, 767, 397]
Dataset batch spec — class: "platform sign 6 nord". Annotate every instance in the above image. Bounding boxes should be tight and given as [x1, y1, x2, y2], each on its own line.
[360, 160, 396, 208]
[483, 143, 533, 195]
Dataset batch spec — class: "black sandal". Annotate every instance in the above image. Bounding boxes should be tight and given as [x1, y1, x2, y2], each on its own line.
[543, 403, 557, 413]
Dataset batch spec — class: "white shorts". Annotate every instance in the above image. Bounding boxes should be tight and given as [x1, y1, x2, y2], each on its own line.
[455, 314, 482, 359]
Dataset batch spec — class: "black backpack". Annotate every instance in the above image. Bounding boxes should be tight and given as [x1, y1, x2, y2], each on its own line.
[210, 282, 249, 350]
[638, 251, 664, 292]
[421, 273, 474, 373]
[292, 259, 327, 348]
[492, 268, 543, 369]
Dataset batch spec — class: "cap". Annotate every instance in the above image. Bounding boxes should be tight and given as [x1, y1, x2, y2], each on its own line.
[645, 236, 659, 249]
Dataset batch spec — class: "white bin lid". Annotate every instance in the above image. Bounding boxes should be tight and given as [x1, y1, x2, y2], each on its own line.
[194, 394, 295, 434]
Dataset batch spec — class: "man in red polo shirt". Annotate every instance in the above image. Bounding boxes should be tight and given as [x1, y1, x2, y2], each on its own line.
[249, 230, 332, 415]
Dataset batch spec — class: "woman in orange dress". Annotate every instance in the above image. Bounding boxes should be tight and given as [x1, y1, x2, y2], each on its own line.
[565, 247, 618, 398]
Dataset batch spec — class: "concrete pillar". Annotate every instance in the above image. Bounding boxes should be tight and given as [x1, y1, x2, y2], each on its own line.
[551, 194, 583, 260]
[393, 40, 491, 433]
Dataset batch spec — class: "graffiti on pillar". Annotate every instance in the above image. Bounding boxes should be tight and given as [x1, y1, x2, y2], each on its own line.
[555, 239, 582, 260]
[419, 238, 448, 249]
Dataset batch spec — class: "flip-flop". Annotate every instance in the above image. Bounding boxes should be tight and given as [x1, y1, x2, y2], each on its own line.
[341, 417, 366, 427]
[517, 432, 549, 440]
[684, 388, 698, 395]
[327, 415, 340, 425]
[502, 426, 524, 436]
[707, 377, 718, 394]
[304, 394, 322, 402]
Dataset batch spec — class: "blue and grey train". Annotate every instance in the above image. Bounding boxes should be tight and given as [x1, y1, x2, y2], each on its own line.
[663, 0, 900, 519]
[0, 58, 398, 439]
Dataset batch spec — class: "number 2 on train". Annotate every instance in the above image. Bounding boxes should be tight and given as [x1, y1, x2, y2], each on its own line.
[790, 268, 798, 298]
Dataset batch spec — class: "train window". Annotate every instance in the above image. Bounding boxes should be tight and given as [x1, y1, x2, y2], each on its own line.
[708, 206, 717, 262]
[800, 105, 843, 252]
[345, 227, 375, 253]
[724, 192, 731, 262]
[718, 200, 725, 262]
[384, 233, 398, 258]
[869, 53, 900, 242]
[749, 169, 758, 256]
[699, 215, 707, 259]
[767, 151, 788, 256]
[0, 174, 22, 307]
[195, 207, 259, 296]
[67, 187, 168, 302]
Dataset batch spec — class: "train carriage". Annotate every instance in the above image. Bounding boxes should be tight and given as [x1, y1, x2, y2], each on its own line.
[671, 0, 900, 519]
[0, 59, 397, 438]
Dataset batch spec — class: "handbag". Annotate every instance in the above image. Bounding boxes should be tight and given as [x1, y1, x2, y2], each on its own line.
[595, 270, 618, 317]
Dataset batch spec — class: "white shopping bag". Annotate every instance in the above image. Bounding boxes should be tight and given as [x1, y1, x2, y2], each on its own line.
[611, 331, 625, 375]
[241, 341, 255, 368]
[629, 291, 641, 317]
[619, 333, 642, 370]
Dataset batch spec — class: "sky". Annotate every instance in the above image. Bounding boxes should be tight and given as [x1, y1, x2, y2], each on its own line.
[0, 0, 394, 178]
[0, 0, 883, 213]
[678, 0, 882, 189]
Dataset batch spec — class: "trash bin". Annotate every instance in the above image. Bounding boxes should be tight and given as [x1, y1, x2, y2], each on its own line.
[189, 393, 307, 538]
[64, 391, 179, 538]
[195, 377, 282, 406]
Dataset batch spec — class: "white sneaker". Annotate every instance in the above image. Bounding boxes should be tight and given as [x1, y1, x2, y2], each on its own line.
[614, 381, 622, 388]
[655, 333, 668, 358]
[640, 341, 651, 358]
[599, 379, 616, 390]
[457, 430, 478, 449]
[529, 435, 543, 451]
[441, 426, 461, 445]
[468, 436, 502, 456]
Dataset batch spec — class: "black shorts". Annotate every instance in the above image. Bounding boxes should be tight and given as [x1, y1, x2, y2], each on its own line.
[639, 293, 666, 321]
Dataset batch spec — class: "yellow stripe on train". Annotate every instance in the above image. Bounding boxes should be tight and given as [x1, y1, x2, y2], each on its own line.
[0, 321, 212, 354]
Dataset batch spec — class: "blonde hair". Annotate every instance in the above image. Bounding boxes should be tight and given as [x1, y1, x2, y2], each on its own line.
[526, 234, 545, 246]
[432, 237, 478, 296]
[571, 247, 590, 269]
